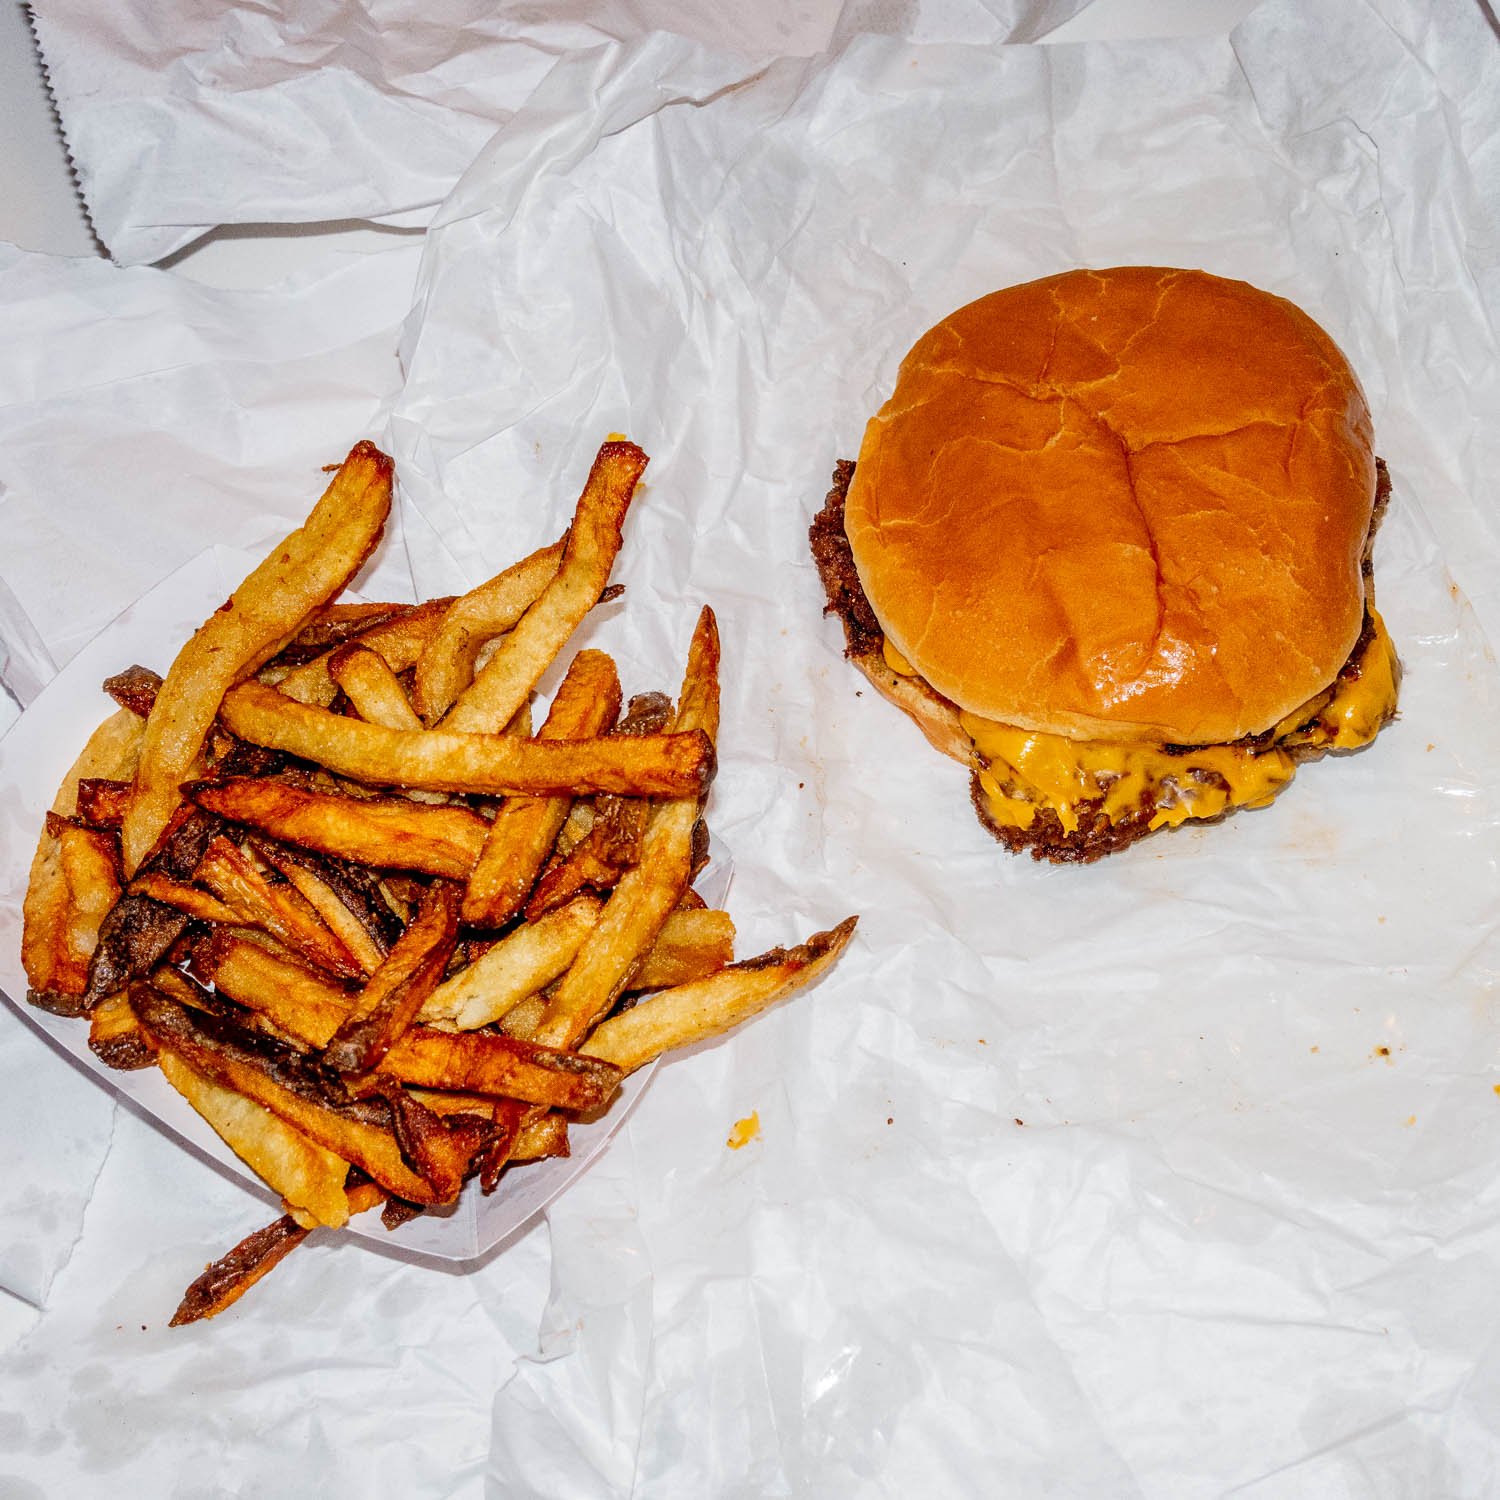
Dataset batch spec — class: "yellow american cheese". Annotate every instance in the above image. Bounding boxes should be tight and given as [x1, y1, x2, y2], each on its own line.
[884, 613, 1399, 835]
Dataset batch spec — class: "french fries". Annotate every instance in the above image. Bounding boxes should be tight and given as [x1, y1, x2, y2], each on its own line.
[120, 441, 393, 873]
[19, 436, 855, 1324]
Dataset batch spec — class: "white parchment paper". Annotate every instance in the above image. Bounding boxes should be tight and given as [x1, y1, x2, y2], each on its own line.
[28, 0, 1088, 266]
[1, 1, 1498, 1495]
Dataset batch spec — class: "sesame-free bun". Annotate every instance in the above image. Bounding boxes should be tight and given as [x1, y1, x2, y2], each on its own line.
[843, 267, 1378, 745]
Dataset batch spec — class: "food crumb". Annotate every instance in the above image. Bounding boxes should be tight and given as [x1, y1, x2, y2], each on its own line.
[1014, 1118, 1024, 1127]
[1310, 1045, 1320, 1054]
[1404, 1115, 1417, 1127]
[1376, 1046, 1391, 1058]
[886, 1117, 893, 1125]
[726, 1112, 760, 1150]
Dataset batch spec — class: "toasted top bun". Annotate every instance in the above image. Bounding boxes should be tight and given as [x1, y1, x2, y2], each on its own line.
[844, 267, 1377, 745]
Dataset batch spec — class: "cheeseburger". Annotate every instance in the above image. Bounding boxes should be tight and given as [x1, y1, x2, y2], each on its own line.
[810, 266, 1399, 862]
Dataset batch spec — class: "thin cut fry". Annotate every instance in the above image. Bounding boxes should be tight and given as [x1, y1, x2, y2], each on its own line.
[186, 777, 489, 878]
[253, 846, 387, 975]
[582, 917, 858, 1074]
[441, 441, 647, 733]
[420, 895, 603, 1029]
[220, 680, 713, 799]
[323, 882, 462, 1073]
[121, 441, 393, 872]
[533, 607, 720, 1049]
[195, 836, 365, 980]
[413, 540, 566, 723]
[129, 872, 241, 926]
[328, 643, 423, 730]
[461, 649, 621, 927]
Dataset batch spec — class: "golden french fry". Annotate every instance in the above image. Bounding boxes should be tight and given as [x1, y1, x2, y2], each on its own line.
[441, 441, 647, 733]
[511, 1112, 570, 1163]
[582, 917, 858, 1074]
[420, 894, 603, 1029]
[413, 541, 566, 723]
[220, 680, 713, 799]
[22, 709, 143, 1000]
[322, 882, 462, 1073]
[533, 606, 720, 1049]
[192, 931, 353, 1048]
[461, 649, 622, 927]
[122, 441, 393, 873]
[186, 777, 490, 878]
[328, 643, 423, 730]
[628, 907, 736, 990]
[158, 1048, 354, 1229]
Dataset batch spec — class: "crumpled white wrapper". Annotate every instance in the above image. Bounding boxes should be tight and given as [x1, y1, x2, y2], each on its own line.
[382, 2, 1499, 1494]
[29, 0, 1088, 267]
[2, 3, 1499, 1497]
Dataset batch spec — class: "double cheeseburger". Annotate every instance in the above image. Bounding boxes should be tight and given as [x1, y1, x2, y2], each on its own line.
[811, 266, 1400, 862]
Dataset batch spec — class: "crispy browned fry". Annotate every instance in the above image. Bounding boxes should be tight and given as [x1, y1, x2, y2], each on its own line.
[171, 1213, 310, 1326]
[186, 777, 489, 878]
[130, 983, 469, 1204]
[191, 931, 354, 1047]
[274, 597, 454, 708]
[628, 907, 736, 991]
[88, 990, 155, 1070]
[22, 708, 144, 1004]
[158, 1048, 354, 1228]
[461, 649, 622, 927]
[512, 1111, 570, 1162]
[441, 441, 648, 734]
[252, 846, 385, 974]
[22, 815, 123, 1002]
[323, 883, 462, 1073]
[170, 1178, 386, 1325]
[376, 1028, 621, 1113]
[129, 871, 241, 925]
[196, 836, 365, 981]
[583, 917, 858, 1074]
[220, 680, 712, 799]
[328, 643, 423, 730]
[102, 664, 164, 718]
[413, 541, 566, 723]
[121, 441, 393, 873]
[275, 602, 413, 664]
[75, 777, 133, 828]
[533, 607, 720, 1049]
[421, 894, 603, 1029]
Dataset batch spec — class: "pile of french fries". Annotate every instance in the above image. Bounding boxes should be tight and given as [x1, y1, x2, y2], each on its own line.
[20, 437, 855, 1324]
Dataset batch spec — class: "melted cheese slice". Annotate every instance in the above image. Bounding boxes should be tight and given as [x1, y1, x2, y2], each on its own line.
[885, 612, 1398, 836]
